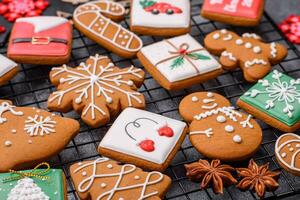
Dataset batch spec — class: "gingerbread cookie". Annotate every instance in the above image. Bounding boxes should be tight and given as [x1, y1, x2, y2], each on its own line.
[130, 0, 190, 36]
[204, 29, 287, 82]
[48, 55, 145, 128]
[98, 107, 187, 171]
[70, 157, 171, 200]
[275, 133, 300, 176]
[0, 54, 18, 86]
[0, 166, 67, 200]
[238, 70, 300, 132]
[73, 0, 143, 58]
[7, 16, 73, 65]
[0, 100, 79, 172]
[137, 34, 223, 90]
[201, 0, 265, 26]
[179, 92, 262, 161]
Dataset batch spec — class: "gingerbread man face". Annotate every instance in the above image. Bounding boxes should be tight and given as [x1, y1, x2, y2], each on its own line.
[204, 29, 287, 82]
[179, 92, 262, 161]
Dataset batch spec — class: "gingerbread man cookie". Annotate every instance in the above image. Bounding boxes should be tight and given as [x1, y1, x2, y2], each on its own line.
[73, 0, 143, 58]
[204, 29, 287, 82]
[48, 55, 145, 128]
[179, 92, 262, 161]
[0, 100, 79, 172]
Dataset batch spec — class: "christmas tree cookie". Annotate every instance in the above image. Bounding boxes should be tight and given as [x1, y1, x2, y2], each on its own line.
[130, 0, 190, 36]
[238, 70, 300, 132]
[137, 34, 222, 90]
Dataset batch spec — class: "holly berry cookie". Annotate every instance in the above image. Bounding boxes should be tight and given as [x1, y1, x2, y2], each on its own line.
[73, 0, 143, 58]
[48, 55, 145, 128]
[179, 92, 262, 161]
[0, 54, 18, 86]
[0, 100, 79, 172]
[7, 16, 72, 65]
[204, 29, 287, 82]
[201, 0, 265, 26]
[70, 157, 171, 200]
[98, 108, 188, 171]
[238, 70, 300, 132]
[275, 133, 300, 176]
[130, 0, 190, 36]
[137, 34, 223, 90]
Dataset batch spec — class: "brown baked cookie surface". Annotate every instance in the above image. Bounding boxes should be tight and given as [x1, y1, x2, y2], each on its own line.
[0, 100, 79, 172]
[73, 0, 143, 58]
[204, 29, 287, 82]
[179, 92, 262, 161]
[70, 157, 171, 200]
[0, 54, 18, 86]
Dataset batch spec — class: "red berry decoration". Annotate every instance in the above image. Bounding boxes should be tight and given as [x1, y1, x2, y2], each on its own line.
[157, 126, 174, 137]
[0, 0, 49, 22]
[279, 15, 300, 44]
[0, 25, 6, 33]
[139, 139, 155, 152]
[140, 0, 182, 15]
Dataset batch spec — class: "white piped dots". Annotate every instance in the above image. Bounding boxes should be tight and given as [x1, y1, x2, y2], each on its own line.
[28, 140, 33, 144]
[289, 147, 294, 152]
[82, 171, 87, 176]
[233, 135, 242, 143]
[75, 97, 82, 104]
[253, 46, 261, 53]
[127, 80, 134, 86]
[106, 97, 113, 104]
[213, 33, 220, 40]
[281, 152, 287, 158]
[245, 42, 252, 49]
[134, 175, 140, 180]
[124, 35, 129, 39]
[191, 96, 199, 102]
[101, 183, 107, 188]
[119, 34, 123, 38]
[235, 39, 243, 45]
[296, 144, 300, 148]
[216, 115, 226, 123]
[11, 129, 17, 134]
[107, 164, 113, 169]
[206, 92, 214, 97]
[225, 125, 234, 133]
[5, 140, 12, 147]
[220, 29, 227, 34]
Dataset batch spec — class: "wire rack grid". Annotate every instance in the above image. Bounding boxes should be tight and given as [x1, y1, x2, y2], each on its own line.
[0, 0, 299, 200]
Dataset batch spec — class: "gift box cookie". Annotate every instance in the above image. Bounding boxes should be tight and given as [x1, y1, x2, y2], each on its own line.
[201, 0, 265, 26]
[238, 70, 300, 132]
[0, 167, 67, 200]
[0, 54, 18, 86]
[98, 108, 188, 171]
[7, 16, 72, 65]
[70, 157, 171, 200]
[137, 34, 222, 90]
[130, 0, 190, 36]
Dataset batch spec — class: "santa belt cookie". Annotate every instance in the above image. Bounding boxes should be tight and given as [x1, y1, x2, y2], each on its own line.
[12, 37, 68, 45]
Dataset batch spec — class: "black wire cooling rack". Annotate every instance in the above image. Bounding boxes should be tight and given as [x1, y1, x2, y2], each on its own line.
[0, 0, 299, 199]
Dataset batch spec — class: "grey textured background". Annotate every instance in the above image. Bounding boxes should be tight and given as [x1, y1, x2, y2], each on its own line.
[265, 0, 300, 23]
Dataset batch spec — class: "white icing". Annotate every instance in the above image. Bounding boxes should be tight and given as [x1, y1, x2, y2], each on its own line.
[202, 99, 215, 103]
[245, 42, 252, 49]
[216, 115, 226, 123]
[223, 34, 233, 41]
[131, 0, 190, 28]
[221, 51, 237, 61]
[207, 92, 214, 97]
[194, 106, 242, 122]
[11, 129, 17, 133]
[242, 33, 261, 40]
[0, 54, 17, 77]
[240, 114, 254, 128]
[24, 114, 56, 136]
[281, 152, 286, 158]
[270, 42, 277, 58]
[107, 164, 113, 169]
[73, 157, 164, 199]
[5, 140, 12, 147]
[209, 0, 223, 4]
[191, 96, 199, 102]
[225, 125, 234, 132]
[202, 103, 218, 110]
[289, 147, 294, 152]
[213, 33, 220, 39]
[17, 16, 68, 33]
[7, 178, 50, 200]
[0, 101, 23, 124]
[224, 0, 239, 12]
[233, 135, 242, 143]
[82, 171, 87, 176]
[220, 29, 227, 34]
[101, 183, 107, 188]
[253, 46, 261, 53]
[241, 0, 254, 7]
[134, 175, 140, 180]
[244, 59, 267, 68]
[235, 39, 243, 45]
[190, 128, 213, 138]
[140, 34, 221, 82]
[99, 108, 186, 164]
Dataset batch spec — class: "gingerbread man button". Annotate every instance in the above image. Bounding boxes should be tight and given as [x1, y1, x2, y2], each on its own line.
[179, 92, 262, 161]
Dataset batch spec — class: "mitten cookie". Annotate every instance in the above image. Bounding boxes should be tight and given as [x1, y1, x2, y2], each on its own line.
[0, 100, 79, 172]
[73, 0, 143, 58]
[7, 16, 73, 65]
[204, 29, 287, 82]
[179, 92, 262, 161]
[70, 157, 171, 200]
[48, 55, 145, 128]
[130, 0, 190, 37]
[238, 70, 300, 132]
[0, 54, 18, 86]
[201, 0, 264, 26]
[275, 133, 300, 176]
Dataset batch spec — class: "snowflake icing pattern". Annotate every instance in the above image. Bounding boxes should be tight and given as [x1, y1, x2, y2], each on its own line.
[24, 114, 56, 136]
[245, 70, 300, 118]
[48, 55, 144, 126]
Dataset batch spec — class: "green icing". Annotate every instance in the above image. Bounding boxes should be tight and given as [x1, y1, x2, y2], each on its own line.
[240, 70, 300, 126]
[0, 169, 64, 200]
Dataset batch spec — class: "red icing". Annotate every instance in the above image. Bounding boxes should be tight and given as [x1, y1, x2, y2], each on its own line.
[279, 15, 300, 44]
[145, 2, 182, 14]
[8, 21, 72, 57]
[202, 0, 263, 19]
[139, 139, 155, 152]
[158, 126, 174, 137]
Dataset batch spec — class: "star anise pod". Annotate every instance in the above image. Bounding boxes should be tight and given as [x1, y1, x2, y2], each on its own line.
[185, 159, 237, 194]
[236, 159, 280, 199]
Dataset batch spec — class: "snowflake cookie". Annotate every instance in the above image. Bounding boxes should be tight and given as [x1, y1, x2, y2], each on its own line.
[201, 0, 265, 26]
[0, 168, 66, 200]
[130, 0, 190, 36]
[179, 92, 262, 161]
[73, 0, 143, 58]
[0, 100, 79, 172]
[137, 34, 222, 90]
[204, 29, 287, 82]
[0, 54, 18, 86]
[48, 55, 145, 128]
[238, 70, 300, 132]
[98, 108, 187, 171]
[70, 157, 171, 200]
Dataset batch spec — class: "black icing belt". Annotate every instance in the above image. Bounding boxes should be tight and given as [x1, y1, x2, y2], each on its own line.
[12, 37, 68, 45]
